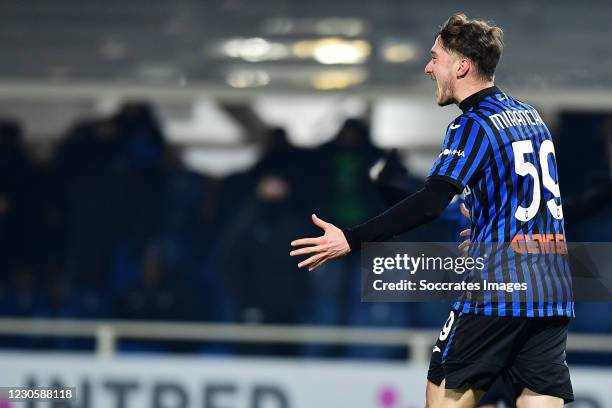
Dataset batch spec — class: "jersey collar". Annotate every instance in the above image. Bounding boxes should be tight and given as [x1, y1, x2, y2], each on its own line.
[459, 85, 502, 113]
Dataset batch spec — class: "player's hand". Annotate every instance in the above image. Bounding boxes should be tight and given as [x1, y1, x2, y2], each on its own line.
[290, 214, 350, 271]
[458, 203, 471, 254]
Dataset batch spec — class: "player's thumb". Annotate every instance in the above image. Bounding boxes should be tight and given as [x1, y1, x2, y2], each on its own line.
[312, 213, 328, 229]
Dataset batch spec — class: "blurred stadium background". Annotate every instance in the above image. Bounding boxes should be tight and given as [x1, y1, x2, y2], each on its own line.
[0, 1, 611, 407]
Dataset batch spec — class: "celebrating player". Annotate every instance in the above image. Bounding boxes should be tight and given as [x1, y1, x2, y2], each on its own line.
[290, 13, 573, 408]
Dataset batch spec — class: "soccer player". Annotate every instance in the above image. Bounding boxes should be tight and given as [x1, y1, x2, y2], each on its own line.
[290, 13, 573, 408]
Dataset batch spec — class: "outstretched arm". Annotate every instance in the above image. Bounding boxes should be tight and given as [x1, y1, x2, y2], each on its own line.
[342, 177, 458, 251]
[290, 177, 459, 270]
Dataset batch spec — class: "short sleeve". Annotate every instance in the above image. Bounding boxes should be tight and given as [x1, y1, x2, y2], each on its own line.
[427, 116, 491, 190]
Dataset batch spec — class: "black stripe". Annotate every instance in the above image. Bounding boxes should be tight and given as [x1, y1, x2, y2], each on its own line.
[444, 119, 475, 179]
[456, 125, 489, 187]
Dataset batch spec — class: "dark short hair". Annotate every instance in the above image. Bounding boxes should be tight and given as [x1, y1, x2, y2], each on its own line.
[436, 13, 503, 81]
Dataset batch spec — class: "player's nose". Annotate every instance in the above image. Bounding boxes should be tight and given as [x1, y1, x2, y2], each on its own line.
[424, 61, 433, 75]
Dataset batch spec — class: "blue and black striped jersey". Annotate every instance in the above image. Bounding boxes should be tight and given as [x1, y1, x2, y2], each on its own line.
[428, 86, 573, 318]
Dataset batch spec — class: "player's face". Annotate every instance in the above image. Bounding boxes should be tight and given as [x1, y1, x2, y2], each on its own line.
[424, 37, 458, 106]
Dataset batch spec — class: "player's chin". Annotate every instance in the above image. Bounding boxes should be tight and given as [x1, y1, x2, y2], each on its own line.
[433, 87, 445, 105]
[436, 94, 453, 106]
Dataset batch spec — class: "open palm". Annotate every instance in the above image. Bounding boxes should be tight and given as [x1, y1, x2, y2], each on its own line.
[290, 214, 351, 271]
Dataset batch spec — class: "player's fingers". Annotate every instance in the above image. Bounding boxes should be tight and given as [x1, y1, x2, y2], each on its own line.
[458, 240, 471, 251]
[309, 259, 323, 270]
[460, 203, 471, 220]
[459, 228, 471, 238]
[309, 256, 329, 271]
[298, 252, 326, 268]
[290, 245, 324, 257]
[291, 237, 322, 247]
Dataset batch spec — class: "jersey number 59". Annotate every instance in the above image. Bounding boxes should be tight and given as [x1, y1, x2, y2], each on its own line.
[512, 139, 563, 222]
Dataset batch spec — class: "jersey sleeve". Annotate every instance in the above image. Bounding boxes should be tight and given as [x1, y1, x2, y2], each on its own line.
[427, 116, 491, 190]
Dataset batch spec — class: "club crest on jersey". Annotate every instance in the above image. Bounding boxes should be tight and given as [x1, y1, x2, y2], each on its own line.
[439, 148, 465, 157]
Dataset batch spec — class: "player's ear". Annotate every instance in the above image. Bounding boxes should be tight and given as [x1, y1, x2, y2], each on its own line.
[456, 57, 470, 79]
